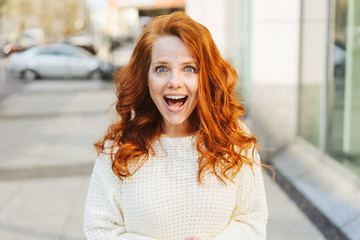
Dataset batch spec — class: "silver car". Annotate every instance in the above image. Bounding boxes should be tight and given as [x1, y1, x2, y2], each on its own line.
[9, 44, 102, 80]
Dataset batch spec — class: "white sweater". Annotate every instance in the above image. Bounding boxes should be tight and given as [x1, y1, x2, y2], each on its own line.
[84, 135, 268, 240]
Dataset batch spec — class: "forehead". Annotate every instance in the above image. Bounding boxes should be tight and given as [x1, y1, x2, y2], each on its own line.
[151, 35, 194, 62]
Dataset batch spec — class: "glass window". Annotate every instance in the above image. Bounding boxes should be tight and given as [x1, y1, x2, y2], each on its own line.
[299, 84, 321, 147]
[229, 0, 252, 112]
[327, 0, 360, 176]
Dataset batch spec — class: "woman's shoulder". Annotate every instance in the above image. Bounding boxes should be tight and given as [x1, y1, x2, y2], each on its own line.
[96, 139, 119, 157]
[91, 140, 123, 184]
[94, 140, 116, 170]
[237, 119, 252, 134]
[103, 139, 116, 152]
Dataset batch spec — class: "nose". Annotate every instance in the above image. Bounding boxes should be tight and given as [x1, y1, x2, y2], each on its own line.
[167, 71, 183, 88]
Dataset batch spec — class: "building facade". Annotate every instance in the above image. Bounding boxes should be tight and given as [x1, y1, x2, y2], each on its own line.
[0, 0, 90, 47]
[186, 0, 359, 239]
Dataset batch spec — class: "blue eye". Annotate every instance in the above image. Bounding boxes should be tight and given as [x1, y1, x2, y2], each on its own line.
[185, 66, 196, 73]
[156, 66, 166, 73]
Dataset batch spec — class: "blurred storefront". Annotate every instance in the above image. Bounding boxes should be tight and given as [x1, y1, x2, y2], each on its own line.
[93, 0, 184, 64]
[0, 0, 185, 62]
[186, 0, 359, 239]
[327, 0, 359, 176]
[298, 0, 359, 177]
[0, 0, 90, 48]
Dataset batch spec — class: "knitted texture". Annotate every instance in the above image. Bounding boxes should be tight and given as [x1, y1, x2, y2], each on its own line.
[84, 135, 268, 240]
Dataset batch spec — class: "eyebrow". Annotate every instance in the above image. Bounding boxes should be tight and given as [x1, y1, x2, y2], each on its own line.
[182, 61, 197, 65]
[151, 61, 168, 65]
[151, 60, 197, 65]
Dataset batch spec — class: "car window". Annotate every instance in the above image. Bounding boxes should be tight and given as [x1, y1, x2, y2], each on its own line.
[36, 48, 57, 55]
[55, 50, 74, 56]
[56, 45, 85, 57]
[75, 47, 93, 57]
[64, 46, 91, 58]
[30, 44, 93, 58]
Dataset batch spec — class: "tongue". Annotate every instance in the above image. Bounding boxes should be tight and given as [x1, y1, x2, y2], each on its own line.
[167, 99, 183, 108]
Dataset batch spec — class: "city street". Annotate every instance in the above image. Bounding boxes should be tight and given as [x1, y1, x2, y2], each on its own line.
[0, 78, 115, 240]
[0, 59, 22, 101]
[0, 78, 325, 240]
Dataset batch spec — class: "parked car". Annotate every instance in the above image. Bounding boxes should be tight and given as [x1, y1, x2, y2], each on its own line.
[99, 61, 119, 80]
[9, 44, 116, 80]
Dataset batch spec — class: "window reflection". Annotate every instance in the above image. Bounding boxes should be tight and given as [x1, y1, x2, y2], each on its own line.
[327, 0, 360, 176]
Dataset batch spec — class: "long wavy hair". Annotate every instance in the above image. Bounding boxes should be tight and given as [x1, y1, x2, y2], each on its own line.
[95, 12, 260, 184]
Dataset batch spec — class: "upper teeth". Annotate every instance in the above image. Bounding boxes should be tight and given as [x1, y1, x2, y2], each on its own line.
[166, 96, 185, 99]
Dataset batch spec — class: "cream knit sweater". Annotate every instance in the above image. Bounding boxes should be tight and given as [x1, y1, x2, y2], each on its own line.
[84, 136, 268, 240]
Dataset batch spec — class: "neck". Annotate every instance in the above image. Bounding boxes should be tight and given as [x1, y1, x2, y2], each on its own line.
[162, 121, 195, 138]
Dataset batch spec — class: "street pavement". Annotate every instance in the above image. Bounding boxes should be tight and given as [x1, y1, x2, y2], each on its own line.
[0, 79, 325, 240]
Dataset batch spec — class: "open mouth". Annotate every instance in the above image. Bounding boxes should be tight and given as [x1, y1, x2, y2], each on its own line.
[164, 95, 188, 109]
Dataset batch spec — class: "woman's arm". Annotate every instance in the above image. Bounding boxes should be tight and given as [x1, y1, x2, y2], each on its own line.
[212, 153, 268, 240]
[83, 152, 157, 240]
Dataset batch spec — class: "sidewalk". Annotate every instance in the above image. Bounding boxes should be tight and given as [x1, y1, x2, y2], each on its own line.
[0, 80, 325, 240]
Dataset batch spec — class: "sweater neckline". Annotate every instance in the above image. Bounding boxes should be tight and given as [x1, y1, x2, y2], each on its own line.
[158, 134, 197, 146]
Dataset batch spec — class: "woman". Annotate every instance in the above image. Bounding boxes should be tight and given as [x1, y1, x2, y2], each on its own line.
[84, 12, 268, 240]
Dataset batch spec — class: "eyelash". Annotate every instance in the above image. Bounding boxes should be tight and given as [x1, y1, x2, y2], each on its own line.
[155, 66, 167, 73]
[184, 66, 197, 73]
[154, 66, 197, 73]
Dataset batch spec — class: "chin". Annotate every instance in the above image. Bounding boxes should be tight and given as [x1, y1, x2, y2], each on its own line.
[163, 116, 189, 126]
[165, 119, 187, 126]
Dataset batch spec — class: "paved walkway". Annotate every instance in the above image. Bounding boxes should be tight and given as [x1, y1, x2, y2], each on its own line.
[0, 79, 325, 240]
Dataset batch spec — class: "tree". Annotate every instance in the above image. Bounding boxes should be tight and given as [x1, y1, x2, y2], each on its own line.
[0, 0, 8, 7]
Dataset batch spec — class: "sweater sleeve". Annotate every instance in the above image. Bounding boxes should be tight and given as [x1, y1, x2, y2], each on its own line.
[83, 152, 158, 240]
[212, 153, 268, 240]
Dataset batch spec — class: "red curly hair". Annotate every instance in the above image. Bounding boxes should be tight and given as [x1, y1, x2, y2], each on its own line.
[95, 12, 259, 184]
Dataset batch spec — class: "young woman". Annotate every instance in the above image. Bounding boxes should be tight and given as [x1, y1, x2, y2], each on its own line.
[84, 12, 268, 240]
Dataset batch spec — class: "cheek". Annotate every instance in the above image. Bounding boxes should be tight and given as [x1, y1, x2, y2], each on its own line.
[148, 74, 162, 99]
[190, 76, 199, 95]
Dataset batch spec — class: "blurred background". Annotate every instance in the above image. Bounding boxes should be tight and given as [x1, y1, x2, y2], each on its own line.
[0, 0, 359, 240]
